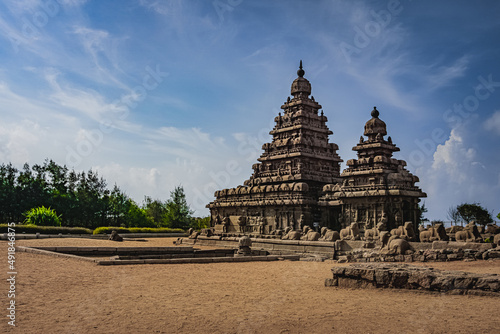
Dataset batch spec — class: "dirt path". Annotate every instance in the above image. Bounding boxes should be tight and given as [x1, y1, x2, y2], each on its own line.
[1, 238, 498, 333]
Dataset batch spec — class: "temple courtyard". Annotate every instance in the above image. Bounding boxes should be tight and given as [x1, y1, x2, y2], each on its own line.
[2, 237, 499, 334]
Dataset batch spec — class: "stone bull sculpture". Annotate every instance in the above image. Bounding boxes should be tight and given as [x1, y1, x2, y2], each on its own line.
[282, 227, 302, 240]
[301, 226, 320, 241]
[390, 221, 417, 241]
[379, 231, 411, 255]
[364, 222, 386, 241]
[319, 227, 340, 242]
[455, 222, 482, 243]
[420, 224, 448, 242]
[340, 222, 360, 241]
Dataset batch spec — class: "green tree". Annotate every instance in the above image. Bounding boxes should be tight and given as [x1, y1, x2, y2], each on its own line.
[0, 163, 19, 223]
[497, 212, 500, 221]
[164, 186, 193, 229]
[143, 196, 167, 227]
[125, 200, 155, 227]
[456, 203, 493, 227]
[108, 184, 130, 227]
[417, 203, 429, 226]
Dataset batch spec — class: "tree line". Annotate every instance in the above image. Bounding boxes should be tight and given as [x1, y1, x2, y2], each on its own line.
[0, 160, 208, 230]
[447, 203, 495, 227]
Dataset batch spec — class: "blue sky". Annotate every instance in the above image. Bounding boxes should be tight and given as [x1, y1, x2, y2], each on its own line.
[0, 0, 499, 221]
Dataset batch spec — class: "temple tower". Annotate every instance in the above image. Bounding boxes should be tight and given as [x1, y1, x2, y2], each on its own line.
[207, 62, 342, 234]
[319, 107, 426, 232]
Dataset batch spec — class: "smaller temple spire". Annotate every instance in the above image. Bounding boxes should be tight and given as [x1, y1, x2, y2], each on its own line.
[364, 106, 387, 138]
[291, 60, 311, 96]
[297, 60, 305, 78]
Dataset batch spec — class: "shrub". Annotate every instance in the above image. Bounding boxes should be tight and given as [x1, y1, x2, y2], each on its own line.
[93, 226, 185, 235]
[0, 224, 92, 234]
[23, 206, 62, 226]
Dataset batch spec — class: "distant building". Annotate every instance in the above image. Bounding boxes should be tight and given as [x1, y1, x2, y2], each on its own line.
[207, 62, 425, 234]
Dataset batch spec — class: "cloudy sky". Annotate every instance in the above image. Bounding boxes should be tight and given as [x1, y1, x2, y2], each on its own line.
[0, 0, 499, 220]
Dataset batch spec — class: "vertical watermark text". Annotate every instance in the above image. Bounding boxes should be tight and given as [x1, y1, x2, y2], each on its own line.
[6, 222, 16, 327]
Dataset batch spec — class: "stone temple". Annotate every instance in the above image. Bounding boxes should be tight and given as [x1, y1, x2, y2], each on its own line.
[207, 62, 426, 235]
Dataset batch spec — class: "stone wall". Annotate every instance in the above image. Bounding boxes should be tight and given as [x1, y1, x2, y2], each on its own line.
[325, 263, 500, 296]
[178, 237, 499, 262]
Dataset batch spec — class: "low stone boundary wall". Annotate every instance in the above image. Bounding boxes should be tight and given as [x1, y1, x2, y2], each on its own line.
[180, 237, 498, 262]
[179, 236, 339, 257]
[1, 233, 187, 240]
[20, 246, 196, 257]
[98, 254, 300, 266]
[17, 246, 99, 262]
[17, 245, 289, 266]
[325, 263, 500, 296]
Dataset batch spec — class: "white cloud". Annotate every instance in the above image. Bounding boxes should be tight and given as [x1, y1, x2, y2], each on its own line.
[431, 128, 476, 183]
[484, 110, 500, 135]
[45, 70, 117, 122]
[138, 0, 183, 16]
[0, 120, 42, 164]
[426, 56, 469, 90]
[416, 126, 499, 220]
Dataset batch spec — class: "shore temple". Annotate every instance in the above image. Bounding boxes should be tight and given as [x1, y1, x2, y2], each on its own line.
[207, 61, 426, 235]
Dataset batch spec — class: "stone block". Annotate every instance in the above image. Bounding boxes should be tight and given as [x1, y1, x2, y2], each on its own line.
[404, 255, 413, 262]
[337, 256, 349, 263]
[325, 278, 338, 287]
[437, 254, 448, 261]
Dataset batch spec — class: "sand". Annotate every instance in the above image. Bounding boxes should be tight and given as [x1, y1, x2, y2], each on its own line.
[1, 237, 499, 334]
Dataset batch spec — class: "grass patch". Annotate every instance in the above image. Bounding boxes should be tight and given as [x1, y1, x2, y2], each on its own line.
[93, 227, 185, 235]
[0, 224, 92, 234]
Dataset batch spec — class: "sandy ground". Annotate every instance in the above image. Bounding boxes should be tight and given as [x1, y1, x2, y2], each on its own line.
[1, 237, 499, 334]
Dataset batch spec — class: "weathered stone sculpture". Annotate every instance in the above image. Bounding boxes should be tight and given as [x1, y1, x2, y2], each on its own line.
[379, 231, 411, 255]
[237, 216, 246, 233]
[390, 221, 417, 241]
[319, 227, 340, 242]
[282, 228, 302, 240]
[236, 236, 252, 256]
[188, 228, 200, 239]
[419, 224, 448, 242]
[455, 222, 482, 242]
[301, 226, 321, 241]
[494, 233, 500, 247]
[340, 222, 360, 241]
[485, 224, 500, 235]
[446, 225, 463, 234]
[223, 216, 230, 233]
[200, 228, 214, 237]
[109, 230, 123, 242]
[364, 221, 386, 241]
